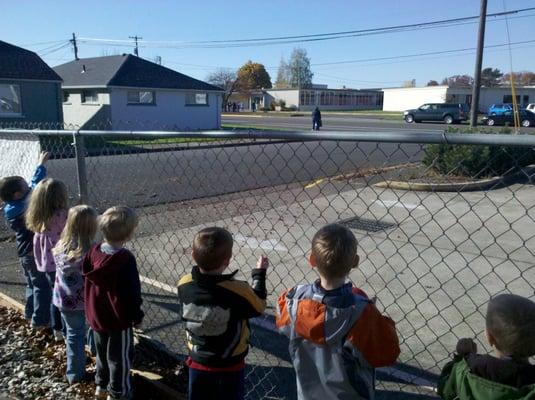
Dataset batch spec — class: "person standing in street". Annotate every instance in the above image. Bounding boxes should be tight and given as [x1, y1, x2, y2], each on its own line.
[312, 107, 322, 131]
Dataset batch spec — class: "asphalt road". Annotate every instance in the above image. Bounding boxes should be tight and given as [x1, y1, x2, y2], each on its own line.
[45, 139, 423, 210]
[223, 113, 452, 132]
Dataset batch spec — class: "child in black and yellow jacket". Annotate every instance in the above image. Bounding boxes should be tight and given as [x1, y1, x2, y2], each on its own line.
[177, 227, 268, 400]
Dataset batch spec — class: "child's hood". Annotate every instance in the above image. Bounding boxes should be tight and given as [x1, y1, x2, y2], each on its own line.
[82, 244, 132, 286]
[285, 289, 368, 345]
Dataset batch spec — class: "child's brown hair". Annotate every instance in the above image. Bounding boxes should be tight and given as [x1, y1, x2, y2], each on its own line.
[311, 224, 358, 281]
[486, 293, 535, 360]
[0, 176, 26, 202]
[192, 227, 233, 271]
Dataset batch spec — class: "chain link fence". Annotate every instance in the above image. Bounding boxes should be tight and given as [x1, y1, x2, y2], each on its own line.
[1, 125, 534, 399]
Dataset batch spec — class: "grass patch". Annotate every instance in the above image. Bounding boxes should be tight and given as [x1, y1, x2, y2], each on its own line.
[221, 124, 296, 132]
[107, 137, 220, 146]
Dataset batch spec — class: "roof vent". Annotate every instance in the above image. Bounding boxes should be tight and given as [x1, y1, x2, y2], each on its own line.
[81, 65, 86, 73]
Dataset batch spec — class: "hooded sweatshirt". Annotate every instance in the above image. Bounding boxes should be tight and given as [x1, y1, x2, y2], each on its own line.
[276, 281, 400, 400]
[438, 353, 535, 400]
[82, 243, 144, 333]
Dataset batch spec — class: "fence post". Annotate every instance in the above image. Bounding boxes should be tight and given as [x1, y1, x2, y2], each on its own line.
[73, 130, 88, 204]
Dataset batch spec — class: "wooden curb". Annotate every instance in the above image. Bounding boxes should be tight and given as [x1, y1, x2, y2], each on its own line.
[0, 290, 185, 400]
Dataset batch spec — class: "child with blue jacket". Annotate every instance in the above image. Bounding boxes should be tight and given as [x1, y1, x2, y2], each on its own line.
[0, 152, 51, 327]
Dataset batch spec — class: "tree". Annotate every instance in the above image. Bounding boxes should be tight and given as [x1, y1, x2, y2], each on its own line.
[502, 71, 535, 86]
[288, 48, 313, 88]
[402, 79, 416, 87]
[480, 68, 503, 87]
[426, 80, 439, 86]
[441, 75, 474, 87]
[275, 57, 290, 88]
[235, 61, 272, 92]
[206, 68, 238, 107]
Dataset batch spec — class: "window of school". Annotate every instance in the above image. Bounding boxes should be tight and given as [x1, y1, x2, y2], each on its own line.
[127, 90, 155, 105]
[0, 84, 22, 116]
[186, 93, 208, 106]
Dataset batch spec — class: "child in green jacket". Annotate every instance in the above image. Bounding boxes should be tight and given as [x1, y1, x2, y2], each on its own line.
[438, 293, 535, 400]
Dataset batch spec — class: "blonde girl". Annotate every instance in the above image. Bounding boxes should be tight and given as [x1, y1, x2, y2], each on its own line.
[26, 178, 69, 340]
[52, 205, 98, 384]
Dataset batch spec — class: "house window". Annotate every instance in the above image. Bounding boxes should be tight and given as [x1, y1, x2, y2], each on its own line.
[127, 90, 155, 105]
[0, 84, 22, 116]
[81, 90, 99, 104]
[63, 91, 70, 103]
[186, 93, 208, 106]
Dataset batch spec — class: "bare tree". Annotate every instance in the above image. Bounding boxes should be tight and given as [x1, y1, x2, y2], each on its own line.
[206, 69, 238, 109]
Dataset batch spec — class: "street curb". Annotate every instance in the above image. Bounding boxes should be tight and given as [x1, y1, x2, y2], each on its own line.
[0, 290, 185, 400]
[374, 165, 535, 192]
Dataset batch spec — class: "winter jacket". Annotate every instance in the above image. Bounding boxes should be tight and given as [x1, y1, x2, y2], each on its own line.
[312, 109, 321, 122]
[177, 266, 267, 368]
[83, 244, 144, 333]
[2, 165, 46, 257]
[438, 353, 535, 400]
[53, 251, 85, 311]
[34, 209, 67, 272]
[276, 281, 400, 400]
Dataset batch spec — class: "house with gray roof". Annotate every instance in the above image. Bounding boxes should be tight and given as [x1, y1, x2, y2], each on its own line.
[0, 40, 63, 126]
[54, 54, 224, 130]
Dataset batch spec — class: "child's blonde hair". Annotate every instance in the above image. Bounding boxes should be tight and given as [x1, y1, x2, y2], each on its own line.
[54, 205, 98, 260]
[25, 178, 68, 233]
[99, 206, 138, 243]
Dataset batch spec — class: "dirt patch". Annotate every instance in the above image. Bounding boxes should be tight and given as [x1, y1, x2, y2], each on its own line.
[0, 306, 187, 399]
[0, 306, 96, 400]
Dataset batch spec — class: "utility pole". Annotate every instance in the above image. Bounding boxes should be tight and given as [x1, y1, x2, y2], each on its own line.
[129, 35, 142, 57]
[470, 0, 488, 128]
[70, 32, 79, 60]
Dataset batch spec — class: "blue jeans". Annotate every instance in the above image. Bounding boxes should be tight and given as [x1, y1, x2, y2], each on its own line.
[20, 254, 50, 327]
[188, 368, 244, 400]
[45, 271, 63, 332]
[61, 310, 87, 384]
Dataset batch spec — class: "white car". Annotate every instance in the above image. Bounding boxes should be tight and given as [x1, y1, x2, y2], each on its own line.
[527, 103, 535, 114]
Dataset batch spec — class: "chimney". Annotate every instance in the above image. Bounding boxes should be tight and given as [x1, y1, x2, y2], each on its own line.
[81, 65, 86, 73]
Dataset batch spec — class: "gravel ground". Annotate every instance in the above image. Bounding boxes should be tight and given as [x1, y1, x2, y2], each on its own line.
[0, 305, 187, 400]
[0, 307, 96, 400]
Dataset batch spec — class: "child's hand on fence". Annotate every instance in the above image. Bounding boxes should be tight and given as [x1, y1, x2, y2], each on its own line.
[134, 321, 143, 331]
[456, 338, 477, 356]
[256, 255, 269, 270]
[38, 151, 50, 165]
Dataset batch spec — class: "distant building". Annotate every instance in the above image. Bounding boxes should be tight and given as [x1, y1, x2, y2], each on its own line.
[0, 40, 63, 126]
[382, 85, 535, 112]
[229, 86, 382, 112]
[54, 54, 224, 130]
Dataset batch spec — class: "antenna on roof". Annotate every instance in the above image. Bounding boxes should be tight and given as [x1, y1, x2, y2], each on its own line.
[70, 32, 79, 60]
[129, 35, 142, 57]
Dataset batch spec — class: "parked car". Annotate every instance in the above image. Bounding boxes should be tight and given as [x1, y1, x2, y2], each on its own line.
[487, 103, 513, 116]
[482, 110, 535, 127]
[526, 103, 535, 114]
[403, 103, 469, 124]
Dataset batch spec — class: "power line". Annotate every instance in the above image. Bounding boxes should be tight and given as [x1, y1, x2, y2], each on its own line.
[38, 42, 71, 57]
[76, 7, 535, 49]
[311, 39, 535, 67]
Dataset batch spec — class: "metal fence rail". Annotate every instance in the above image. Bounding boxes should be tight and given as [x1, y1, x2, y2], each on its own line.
[1, 127, 534, 399]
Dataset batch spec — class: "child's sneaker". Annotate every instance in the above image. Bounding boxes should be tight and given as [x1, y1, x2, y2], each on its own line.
[53, 330, 64, 342]
[94, 386, 107, 399]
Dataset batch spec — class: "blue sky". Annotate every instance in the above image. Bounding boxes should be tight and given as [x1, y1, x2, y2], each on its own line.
[4, 0, 535, 88]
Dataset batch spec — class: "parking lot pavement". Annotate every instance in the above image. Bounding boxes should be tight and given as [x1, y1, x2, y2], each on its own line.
[123, 179, 534, 391]
[2, 173, 533, 398]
